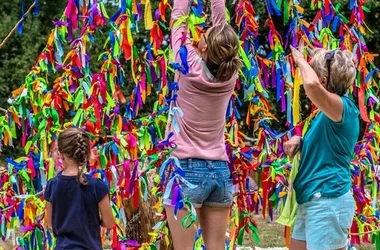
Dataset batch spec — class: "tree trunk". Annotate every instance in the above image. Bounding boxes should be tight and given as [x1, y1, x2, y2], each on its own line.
[124, 172, 173, 250]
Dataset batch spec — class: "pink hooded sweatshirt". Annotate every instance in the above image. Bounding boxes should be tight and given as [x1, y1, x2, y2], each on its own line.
[169, 0, 237, 161]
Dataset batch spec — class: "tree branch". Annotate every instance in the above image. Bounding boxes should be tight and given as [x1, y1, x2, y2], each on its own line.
[0, 107, 8, 113]
[0, 1, 36, 49]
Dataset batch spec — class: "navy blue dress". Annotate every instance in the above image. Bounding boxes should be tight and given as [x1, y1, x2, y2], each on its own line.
[44, 172, 109, 250]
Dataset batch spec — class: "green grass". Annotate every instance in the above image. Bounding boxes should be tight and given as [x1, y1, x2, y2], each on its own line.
[0, 214, 376, 249]
[246, 214, 375, 250]
[248, 215, 285, 248]
[357, 245, 375, 250]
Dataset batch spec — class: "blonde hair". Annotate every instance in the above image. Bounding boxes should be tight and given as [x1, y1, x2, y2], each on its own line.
[205, 24, 242, 82]
[309, 49, 356, 96]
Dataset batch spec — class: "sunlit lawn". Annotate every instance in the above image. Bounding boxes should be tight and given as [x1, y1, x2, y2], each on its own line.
[0, 211, 375, 250]
[248, 214, 374, 250]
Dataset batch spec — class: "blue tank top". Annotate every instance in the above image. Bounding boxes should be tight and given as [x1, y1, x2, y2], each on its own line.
[44, 172, 109, 250]
[294, 96, 359, 204]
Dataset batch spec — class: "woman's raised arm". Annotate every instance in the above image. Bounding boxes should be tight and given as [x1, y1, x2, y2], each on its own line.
[290, 46, 343, 122]
[211, 0, 227, 25]
[171, 0, 195, 63]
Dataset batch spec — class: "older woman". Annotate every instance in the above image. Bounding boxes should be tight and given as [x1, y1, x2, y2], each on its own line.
[285, 44, 359, 250]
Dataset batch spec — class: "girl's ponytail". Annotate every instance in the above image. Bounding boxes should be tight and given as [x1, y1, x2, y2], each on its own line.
[77, 166, 87, 185]
[204, 24, 242, 82]
[215, 57, 242, 82]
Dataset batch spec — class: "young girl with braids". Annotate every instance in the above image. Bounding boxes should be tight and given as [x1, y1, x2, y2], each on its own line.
[44, 128, 114, 250]
[164, 0, 242, 249]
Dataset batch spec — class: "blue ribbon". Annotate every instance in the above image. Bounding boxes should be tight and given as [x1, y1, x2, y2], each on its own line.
[33, 0, 39, 15]
[179, 46, 189, 74]
[110, 8, 122, 22]
[169, 82, 179, 91]
[17, 1, 26, 35]
[148, 125, 158, 145]
[191, 0, 203, 17]
[364, 69, 379, 84]
[18, 200, 25, 222]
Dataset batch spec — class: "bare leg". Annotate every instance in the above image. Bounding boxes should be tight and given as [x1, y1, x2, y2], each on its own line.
[165, 206, 200, 250]
[290, 238, 307, 250]
[199, 206, 230, 250]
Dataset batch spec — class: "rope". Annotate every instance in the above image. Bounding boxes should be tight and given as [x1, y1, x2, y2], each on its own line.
[0, 1, 36, 49]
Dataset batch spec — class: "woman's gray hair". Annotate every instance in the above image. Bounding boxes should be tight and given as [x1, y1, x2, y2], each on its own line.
[309, 49, 356, 96]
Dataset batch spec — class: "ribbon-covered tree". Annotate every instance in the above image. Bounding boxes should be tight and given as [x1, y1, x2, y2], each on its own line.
[0, 0, 379, 249]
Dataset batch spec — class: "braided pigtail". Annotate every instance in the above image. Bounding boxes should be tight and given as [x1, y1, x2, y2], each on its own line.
[73, 133, 90, 185]
[58, 128, 90, 185]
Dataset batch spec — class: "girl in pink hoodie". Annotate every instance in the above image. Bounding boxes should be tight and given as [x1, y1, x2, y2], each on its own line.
[164, 0, 242, 249]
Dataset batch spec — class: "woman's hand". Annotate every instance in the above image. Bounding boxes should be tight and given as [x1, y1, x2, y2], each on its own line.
[284, 136, 302, 158]
[290, 39, 305, 65]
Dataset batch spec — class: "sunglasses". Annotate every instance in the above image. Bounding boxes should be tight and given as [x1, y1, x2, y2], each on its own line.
[201, 24, 211, 44]
[325, 50, 336, 89]
[202, 24, 211, 33]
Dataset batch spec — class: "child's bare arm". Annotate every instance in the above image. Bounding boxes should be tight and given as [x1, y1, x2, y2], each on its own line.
[45, 202, 53, 230]
[98, 195, 114, 228]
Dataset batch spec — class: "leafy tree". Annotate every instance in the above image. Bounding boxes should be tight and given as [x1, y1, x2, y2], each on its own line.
[0, 1, 67, 105]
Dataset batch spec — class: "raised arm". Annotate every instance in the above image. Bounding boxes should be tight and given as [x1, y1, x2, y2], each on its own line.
[291, 46, 343, 122]
[171, 0, 195, 63]
[211, 0, 227, 25]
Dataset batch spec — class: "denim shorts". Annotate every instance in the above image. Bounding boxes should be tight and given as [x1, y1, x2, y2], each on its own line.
[163, 158, 233, 208]
[292, 190, 355, 250]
